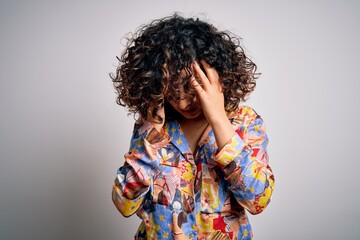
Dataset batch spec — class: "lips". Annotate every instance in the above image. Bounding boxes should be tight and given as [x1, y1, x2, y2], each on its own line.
[182, 108, 196, 113]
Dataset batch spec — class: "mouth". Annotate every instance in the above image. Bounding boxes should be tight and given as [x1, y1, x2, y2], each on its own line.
[180, 108, 200, 116]
[182, 106, 197, 112]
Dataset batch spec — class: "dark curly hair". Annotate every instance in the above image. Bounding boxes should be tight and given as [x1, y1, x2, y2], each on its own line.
[110, 13, 260, 123]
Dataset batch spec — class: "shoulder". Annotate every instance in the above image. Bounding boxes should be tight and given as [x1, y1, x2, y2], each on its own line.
[228, 105, 262, 126]
[131, 119, 171, 147]
[230, 105, 268, 146]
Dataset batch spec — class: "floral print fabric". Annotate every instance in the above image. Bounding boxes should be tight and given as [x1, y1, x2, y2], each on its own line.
[112, 105, 275, 239]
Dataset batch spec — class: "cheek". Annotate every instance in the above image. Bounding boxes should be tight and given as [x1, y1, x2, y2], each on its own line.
[168, 100, 180, 111]
[191, 98, 201, 108]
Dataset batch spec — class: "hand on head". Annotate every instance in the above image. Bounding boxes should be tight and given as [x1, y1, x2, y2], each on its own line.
[191, 60, 225, 124]
[147, 59, 225, 131]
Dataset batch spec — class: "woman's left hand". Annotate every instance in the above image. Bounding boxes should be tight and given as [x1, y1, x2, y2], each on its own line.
[191, 60, 226, 124]
[191, 60, 236, 150]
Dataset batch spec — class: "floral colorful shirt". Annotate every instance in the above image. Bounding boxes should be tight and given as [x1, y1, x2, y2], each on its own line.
[112, 105, 275, 240]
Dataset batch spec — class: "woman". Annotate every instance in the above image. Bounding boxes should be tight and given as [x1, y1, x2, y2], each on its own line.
[110, 14, 275, 240]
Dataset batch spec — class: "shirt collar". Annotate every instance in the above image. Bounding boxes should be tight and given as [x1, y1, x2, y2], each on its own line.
[165, 120, 191, 156]
[164, 107, 239, 157]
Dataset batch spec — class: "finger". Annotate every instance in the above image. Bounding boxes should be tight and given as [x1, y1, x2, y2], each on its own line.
[192, 60, 210, 90]
[200, 59, 219, 85]
[190, 76, 205, 96]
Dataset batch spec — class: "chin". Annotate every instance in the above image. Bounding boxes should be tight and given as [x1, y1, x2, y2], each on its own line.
[179, 109, 203, 119]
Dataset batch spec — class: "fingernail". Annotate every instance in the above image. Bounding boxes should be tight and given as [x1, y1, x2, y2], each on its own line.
[194, 60, 199, 66]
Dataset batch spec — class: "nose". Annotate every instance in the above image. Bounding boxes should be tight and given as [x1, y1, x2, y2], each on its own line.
[178, 95, 197, 110]
[177, 99, 190, 110]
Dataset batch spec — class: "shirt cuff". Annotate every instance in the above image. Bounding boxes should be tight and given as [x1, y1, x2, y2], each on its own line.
[213, 133, 247, 169]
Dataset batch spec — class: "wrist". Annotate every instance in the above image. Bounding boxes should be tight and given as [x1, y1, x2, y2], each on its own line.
[207, 109, 228, 126]
[208, 111, 235, 150]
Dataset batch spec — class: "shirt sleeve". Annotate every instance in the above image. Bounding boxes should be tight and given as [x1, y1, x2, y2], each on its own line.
[112, 120, 170, 217]
[213, 106, 275, 215]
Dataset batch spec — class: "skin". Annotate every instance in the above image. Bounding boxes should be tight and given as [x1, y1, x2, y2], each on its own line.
[190, 60, 236, 151]
[148, 60, 236, 152]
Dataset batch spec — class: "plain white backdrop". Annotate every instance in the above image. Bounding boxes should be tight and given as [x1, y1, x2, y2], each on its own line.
[1, 0, 359, 239]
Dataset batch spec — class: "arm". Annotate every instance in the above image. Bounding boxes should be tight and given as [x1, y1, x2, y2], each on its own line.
[214, 107, 274, 214]
[112, 120, 170, 217]
[191, 61, 274, 215]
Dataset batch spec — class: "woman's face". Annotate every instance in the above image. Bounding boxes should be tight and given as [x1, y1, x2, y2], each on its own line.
[167, 87, 203, 119]
[166, 67, 204, 120]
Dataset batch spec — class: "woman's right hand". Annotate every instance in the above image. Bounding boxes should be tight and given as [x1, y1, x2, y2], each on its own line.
[147, 101, 165, 132]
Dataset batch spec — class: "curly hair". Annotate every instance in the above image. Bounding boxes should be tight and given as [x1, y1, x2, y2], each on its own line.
[110, 13, 260, 122]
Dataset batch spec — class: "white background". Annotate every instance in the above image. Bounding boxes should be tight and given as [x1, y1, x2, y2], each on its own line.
[1, 0, 359, 239]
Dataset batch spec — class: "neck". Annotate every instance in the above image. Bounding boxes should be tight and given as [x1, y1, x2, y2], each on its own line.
[178, 112, 207, 127]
